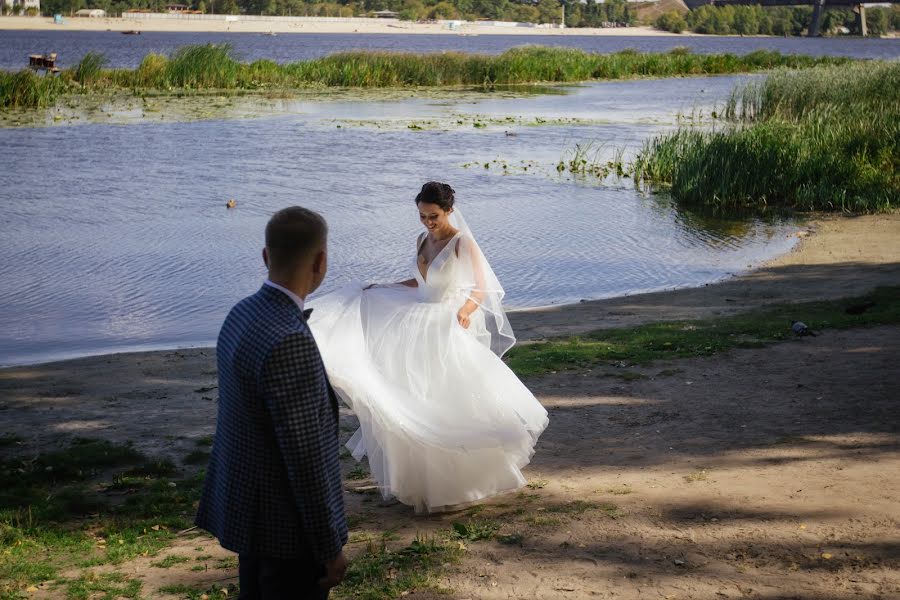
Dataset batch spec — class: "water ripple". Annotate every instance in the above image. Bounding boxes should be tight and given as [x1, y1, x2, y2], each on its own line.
[0, 77, 803, 366]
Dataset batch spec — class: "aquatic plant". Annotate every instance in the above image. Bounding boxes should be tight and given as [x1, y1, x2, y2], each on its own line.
[0, 69, 69, 109]
[634, 61, 899, 214]
[73, 52, 108, 87]
[165, 44, 241, 89]
[557, 141, 631, 179]
[0, 45, 849, 111]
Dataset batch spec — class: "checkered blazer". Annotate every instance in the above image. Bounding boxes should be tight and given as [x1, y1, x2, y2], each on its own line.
[196, 284, 348, 562]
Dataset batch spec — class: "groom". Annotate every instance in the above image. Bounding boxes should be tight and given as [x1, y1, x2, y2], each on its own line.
[196, 206, 348, 599]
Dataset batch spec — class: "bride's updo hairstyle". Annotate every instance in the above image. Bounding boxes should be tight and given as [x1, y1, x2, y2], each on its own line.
[415, 182, 455, 211]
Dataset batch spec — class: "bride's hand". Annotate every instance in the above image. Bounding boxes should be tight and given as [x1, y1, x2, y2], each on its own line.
[457, 307, 472, 329]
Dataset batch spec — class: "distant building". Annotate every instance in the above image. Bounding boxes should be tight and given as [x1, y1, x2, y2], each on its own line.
[74, 8, 106, 17]
[165, 3, 190, 11]
[372, 10, 399, 18]
[3, 0, 41, 14]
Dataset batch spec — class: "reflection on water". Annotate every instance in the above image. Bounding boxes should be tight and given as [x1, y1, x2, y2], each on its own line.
[0, 75, 800, 366]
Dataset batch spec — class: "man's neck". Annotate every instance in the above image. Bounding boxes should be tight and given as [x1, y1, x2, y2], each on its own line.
[266, 275, 309, 300]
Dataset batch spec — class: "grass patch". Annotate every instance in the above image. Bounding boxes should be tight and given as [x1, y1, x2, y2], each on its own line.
[213, 556, 237, 570]
[158, 583, 238, 599]
[67, 571, 142, 600]
[683, 470, 709, 483]
[1, 438, 142, 488]
[335, 536, 461, 600]
[526, 479, 548, 490]
[525, 515, 562, 528]
[194, 436, 214, 448]
[346, 466, 369, 480]
[497, 532, 525, 546]
[543, 500, 601, 515]
[634, 61, 899, 213]
[0, 439, 204, 597]
[123, 458, 179, 478]
[450, 520, 499, 542]
[151, 554, 190, 569]
[182, 450, 210, 466]
[0, 45, 847, 110]
[506, 286, 900, 376]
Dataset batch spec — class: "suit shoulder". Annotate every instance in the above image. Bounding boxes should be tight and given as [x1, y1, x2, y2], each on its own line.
[265, 328, 318, 363]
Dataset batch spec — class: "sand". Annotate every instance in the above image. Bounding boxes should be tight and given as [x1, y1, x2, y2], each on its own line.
[2, 212, 899, 599]
[0, 15, 688, 36]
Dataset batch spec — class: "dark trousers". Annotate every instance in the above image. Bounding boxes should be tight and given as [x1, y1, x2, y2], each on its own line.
[238, 555, 328, 600]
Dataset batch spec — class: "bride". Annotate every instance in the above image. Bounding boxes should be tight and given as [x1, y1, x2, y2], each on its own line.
[309, 182, 549, 513]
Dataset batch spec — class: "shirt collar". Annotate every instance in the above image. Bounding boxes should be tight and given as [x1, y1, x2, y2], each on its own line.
[264, 280, 305, 314]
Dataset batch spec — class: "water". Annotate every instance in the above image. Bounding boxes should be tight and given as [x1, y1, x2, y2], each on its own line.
[0, 74, 807, 366]
[1, 30, 898, 69]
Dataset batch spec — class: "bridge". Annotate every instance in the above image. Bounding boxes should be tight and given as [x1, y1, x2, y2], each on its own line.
[699, 0, 899, 36]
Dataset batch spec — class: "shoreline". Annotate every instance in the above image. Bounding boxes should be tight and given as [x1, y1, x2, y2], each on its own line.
[4, 212, 898, 370]
[0, 15, 690, 36]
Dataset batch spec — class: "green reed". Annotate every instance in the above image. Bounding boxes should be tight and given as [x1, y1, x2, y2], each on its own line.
[0, 69, 70, 109]
[725, 60, 900, 122]
[635, 61, 899, 214]
[73, 51, 108, 87]
[1, 45, 848, 110]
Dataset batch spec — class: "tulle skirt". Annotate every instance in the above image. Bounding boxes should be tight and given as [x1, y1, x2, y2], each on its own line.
[309, 281, 549, 513]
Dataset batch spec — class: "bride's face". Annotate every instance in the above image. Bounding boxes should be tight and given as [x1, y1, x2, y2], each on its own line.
[417, 202, 452, 234]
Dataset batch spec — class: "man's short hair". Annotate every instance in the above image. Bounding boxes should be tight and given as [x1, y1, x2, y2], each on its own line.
[265, 206, 328, 272]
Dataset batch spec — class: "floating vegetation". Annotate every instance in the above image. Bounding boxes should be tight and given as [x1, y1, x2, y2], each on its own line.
[557, 141, 632, 179]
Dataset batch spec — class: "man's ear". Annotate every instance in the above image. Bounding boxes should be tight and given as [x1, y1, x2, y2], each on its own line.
[312, 249, 326, 275]
[262, 247, 270, 269]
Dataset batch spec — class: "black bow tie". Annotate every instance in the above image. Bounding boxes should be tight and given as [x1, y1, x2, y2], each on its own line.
[302, 308, 313, 320]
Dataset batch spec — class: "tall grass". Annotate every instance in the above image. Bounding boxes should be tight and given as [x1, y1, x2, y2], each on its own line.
[724, 60, 900, 123]
[73, 51, 108, 87]
[0, 69, 69, 109]
[634, 61, 899, 214]
[0, 44, 848, 110]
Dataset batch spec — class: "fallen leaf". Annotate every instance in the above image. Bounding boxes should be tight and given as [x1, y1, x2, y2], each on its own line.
[821, 553, 833, 559]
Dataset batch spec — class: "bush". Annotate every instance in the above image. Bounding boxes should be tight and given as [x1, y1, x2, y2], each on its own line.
[656, 11, 687, 33]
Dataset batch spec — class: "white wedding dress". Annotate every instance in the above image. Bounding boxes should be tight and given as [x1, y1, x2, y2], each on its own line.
[309, 214, 549, 513]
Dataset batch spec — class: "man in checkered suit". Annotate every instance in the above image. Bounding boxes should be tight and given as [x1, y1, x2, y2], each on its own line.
[196, 206, 348, 599]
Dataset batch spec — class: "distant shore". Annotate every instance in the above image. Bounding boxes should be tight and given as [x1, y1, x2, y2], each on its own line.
[0, 15, 689, 36]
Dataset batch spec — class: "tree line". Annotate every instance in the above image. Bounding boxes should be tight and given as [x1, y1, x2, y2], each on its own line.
[33, 0, 635, 25]
[18, 0, 900, 35]
[656, 4, 900, 36]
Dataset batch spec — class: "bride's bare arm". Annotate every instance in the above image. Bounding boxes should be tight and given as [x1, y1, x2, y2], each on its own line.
[456, 237, 487, 329]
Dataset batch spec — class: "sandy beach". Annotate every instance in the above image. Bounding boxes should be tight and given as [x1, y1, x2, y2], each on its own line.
[0, 15, 687, 36]
[2, 212, 898, 599]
